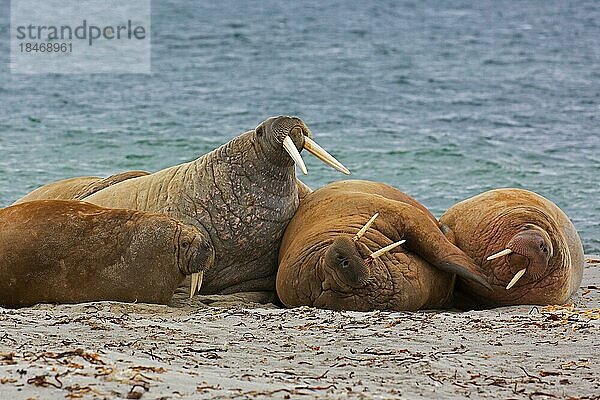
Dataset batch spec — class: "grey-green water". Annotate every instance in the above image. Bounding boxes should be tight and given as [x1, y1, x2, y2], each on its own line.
[0, 0, 598, 252]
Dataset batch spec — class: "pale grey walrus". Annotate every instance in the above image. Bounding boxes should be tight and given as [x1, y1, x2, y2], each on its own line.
[440, 188, 584, 308]
[276, 180, 491, 311]
[13, 170, 150, 204]
[70, 116, 348, 303]
[0, 200, 215, 308]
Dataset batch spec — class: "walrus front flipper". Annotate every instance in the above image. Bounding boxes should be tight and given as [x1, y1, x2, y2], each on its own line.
[436, 259, 492, 291]
[76, 170, 150, 200]
[413, 237, 493, 291]
[371, 198, 492, 291]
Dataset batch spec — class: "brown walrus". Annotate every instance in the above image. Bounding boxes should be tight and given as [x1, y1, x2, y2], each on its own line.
[439, 188, 584, 308]
[0, 200, 215, 308]
[276, 180, 491, 311]
[74, 116, 348, 303]
[13, 170, 150, 204]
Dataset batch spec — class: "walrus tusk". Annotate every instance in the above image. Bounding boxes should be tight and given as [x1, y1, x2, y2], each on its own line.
[369, 239, 406, 259]
[283, 136, 308, 175]
[486, 248, 513, 261]
[189, 271, 204, 299]
[506, 268, 526, 290]
[303, 136, 351, 175]
[354, 213, 379, 241]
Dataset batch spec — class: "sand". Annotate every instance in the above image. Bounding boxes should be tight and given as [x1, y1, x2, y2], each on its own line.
[1, 261, 598, 400]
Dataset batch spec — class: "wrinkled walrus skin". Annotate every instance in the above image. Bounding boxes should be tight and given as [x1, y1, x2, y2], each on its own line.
[13, 170, 150, 204]
[440, 188, 584, 308]
[0, 200, 215, 308]
[75, 116, 345, 302]
[276, 180, 491, 311]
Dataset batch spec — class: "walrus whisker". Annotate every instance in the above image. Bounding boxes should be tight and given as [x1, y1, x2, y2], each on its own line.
[303, 136, 351, 175]
[506, 268, 526, 290]
[354, 212, 379, 241]
[189, 271, 204, 299]
[486, 248, 513, 261]
[369, 240, 406, 259]
[283, 136, 308, 175]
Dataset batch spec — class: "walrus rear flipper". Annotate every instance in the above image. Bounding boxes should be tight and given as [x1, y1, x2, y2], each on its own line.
[76, 170, 150, 200]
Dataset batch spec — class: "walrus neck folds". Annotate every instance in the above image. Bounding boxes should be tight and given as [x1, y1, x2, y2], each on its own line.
[199, 130, 298, 194]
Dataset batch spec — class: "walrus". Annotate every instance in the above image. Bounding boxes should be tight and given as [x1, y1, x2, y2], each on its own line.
[0, 200, 215, 308]
[13, 170, 150, 204]
[276, 180, 491, 311]
[439, 188, 584, 308]
[70, 116, 348, 303]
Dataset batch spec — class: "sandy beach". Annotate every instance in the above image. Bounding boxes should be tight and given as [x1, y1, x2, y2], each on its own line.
[1, 260, 598, 400]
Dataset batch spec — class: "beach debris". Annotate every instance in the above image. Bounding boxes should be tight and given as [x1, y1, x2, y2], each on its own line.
[25, 349, 106, 365]
[64, 384, 99, 399]
[0, 280, 597, 399]
[0, 352, 17, 365]
[126, 383, 149, 399]
[27, 372, 65, 388]
[541, 304, 600, 323]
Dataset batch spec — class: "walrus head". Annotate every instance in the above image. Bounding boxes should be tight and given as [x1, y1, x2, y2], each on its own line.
[176, 224, 216, 298]
[322, 213, 406, 289]
[255, 116, 350, 175]
[316, 212, 486, 303]
[439, 188, 584, 308]
[323, 236, 408, 289]
[486, 224, 553, 290]
[323, 237, 371, 288]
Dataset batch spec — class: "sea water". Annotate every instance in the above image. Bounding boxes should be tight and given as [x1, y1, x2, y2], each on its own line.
[0, 0, 598, 252]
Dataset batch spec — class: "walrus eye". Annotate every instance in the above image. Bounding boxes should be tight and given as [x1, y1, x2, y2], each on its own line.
[182, 241, 189, 249]
[540, 243, 548, 253]
[336, 255, 349, 268]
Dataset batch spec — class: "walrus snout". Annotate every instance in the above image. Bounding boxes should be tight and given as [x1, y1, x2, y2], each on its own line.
[324, 236, 371, 289]
[268, 115, 310, 140]
[258, 115, 350, 175]
[321, 210, 412, 290]
[177, 226, 215, 298]
[506, 228, 552, 288]
[486, 226, 553, 290]
[183, 234, 215, 274]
